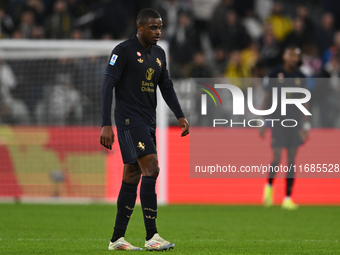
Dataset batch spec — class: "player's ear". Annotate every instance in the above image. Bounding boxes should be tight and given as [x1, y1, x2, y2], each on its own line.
[137, 23, 143, 33]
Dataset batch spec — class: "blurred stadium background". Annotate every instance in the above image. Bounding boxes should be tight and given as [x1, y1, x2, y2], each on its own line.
[0, 0, 340, 204]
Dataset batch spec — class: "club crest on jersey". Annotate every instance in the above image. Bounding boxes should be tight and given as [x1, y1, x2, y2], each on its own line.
[156, 58, 161, 67]
[109, 54, 118, 66]
[137, 58, 143, 63]
[137, 142, 145, 151]
[137, 51, 141, 57]
[146, 68, 155, 81]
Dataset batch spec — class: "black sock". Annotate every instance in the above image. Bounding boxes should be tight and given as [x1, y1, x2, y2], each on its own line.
[286, 178, 294, 197]
[146, 229, 158, 241]
[111, 229, 126, 242]
[286, 162, 295, 197]
[111, 181, 137, 242]
[268, 163, 278, 185]
[140, 176, 158, 240]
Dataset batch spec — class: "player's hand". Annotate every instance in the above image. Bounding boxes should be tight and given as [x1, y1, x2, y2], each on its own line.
[259, 126, 266, 139]
[178, 118, 189, 137]
[100, 126, 114, 150]
[300, 129, 309, 142]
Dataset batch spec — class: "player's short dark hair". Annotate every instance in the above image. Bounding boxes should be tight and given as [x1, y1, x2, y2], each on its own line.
[136, 8, 161, 25]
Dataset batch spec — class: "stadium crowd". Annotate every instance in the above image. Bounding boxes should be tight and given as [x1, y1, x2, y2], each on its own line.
[1, 0, 340, 127]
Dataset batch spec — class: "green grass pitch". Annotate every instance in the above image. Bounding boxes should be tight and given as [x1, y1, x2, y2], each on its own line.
[0, 204, 339, 254]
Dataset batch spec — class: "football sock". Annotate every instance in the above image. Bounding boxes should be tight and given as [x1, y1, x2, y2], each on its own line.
[140, 176, 158, 240]
[111, 181, 137, 242]
[286, 162, 295, 197]
[111, 229, 125, 242]
[146, 229, 158, 241]
[268, 163, 278, 185]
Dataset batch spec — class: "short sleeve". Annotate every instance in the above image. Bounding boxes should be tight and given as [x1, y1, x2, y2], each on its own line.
[105, 45, 127, 80]
[159, 50, 170, 84]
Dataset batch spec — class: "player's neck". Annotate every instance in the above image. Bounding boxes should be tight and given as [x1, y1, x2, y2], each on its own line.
[136, 34, 151, 50]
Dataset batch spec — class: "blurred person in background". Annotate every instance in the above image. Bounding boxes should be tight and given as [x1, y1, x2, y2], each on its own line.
[210, 10, 250, 52]
[242, 9, 263, 41]
[321, 0, 340, 29]
[186, 51, 212, 78]
[314, 13, 335, 57]
[258, 22, 281, 66]
[0, 60, 17, 124]
[323, 31, 340, 64]
[255, 0, 273, 21]
[224, 42, 258, 91]
[19, 10, 35, 38]
[30, 25, 44, 38]
[224, 50, 252, 78]
[169, 11, 200, 78]
[259, 27, 282, 67]
[317, 53, 340, 127]
[0, 5, 14, 38]
[45, 0, 72, 39]
[91, 0, 131, 39]
[70, 28, 83, 39]
[67, 0, 90, 20]
[213, 48, 228, 76]
[210, 0, 234, 37]
[47, 74, 82, 125]
[299, 43, 322, 126]
[157, 0, 186, 41]
[224, 50, 252, 90]
[295, 4, 314, 33]
[266, 1, 293, 42]
[11, 29, 23, 38]
[283, 16, 311, 49]
[24, 0, 45, 26]
[0, 60, 30, 124]
[241, 41, 259, 73]
[191, 0, 219, 32]
[260, 46, 309, 210]
[245, 60, 268, 120]
[79, 55, 106, 125]
[300, 42, 322, 78]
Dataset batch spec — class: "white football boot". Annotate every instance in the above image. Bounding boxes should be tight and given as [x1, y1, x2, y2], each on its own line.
[144, 233, 175, 251]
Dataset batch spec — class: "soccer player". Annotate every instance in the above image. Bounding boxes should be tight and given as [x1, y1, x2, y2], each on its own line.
[259, 46, 310, 210]
[100, 8, 189, 251]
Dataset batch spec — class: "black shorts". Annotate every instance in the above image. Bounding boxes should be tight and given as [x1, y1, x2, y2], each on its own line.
[117, 125, 157, 164]
[271, 126, 303, 148]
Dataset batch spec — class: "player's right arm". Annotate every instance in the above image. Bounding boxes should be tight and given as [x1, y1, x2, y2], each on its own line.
[100, 45, 127, 150]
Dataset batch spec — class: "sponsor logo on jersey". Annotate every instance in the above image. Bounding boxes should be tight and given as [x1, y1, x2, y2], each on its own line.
[146, 68, 155, 80]
[137, 51, 141, 56]
[137, 58, 143, 63]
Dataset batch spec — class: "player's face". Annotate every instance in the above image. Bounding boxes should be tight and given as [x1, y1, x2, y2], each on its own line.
[283, 49, 300, 69]
[141, 18, 162, 45]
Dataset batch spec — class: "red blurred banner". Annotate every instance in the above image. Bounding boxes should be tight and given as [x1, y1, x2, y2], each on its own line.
[1, 126, 340, 204]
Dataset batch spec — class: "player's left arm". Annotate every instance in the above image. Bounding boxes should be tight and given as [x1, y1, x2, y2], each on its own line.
[158, 51, 189, 137]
